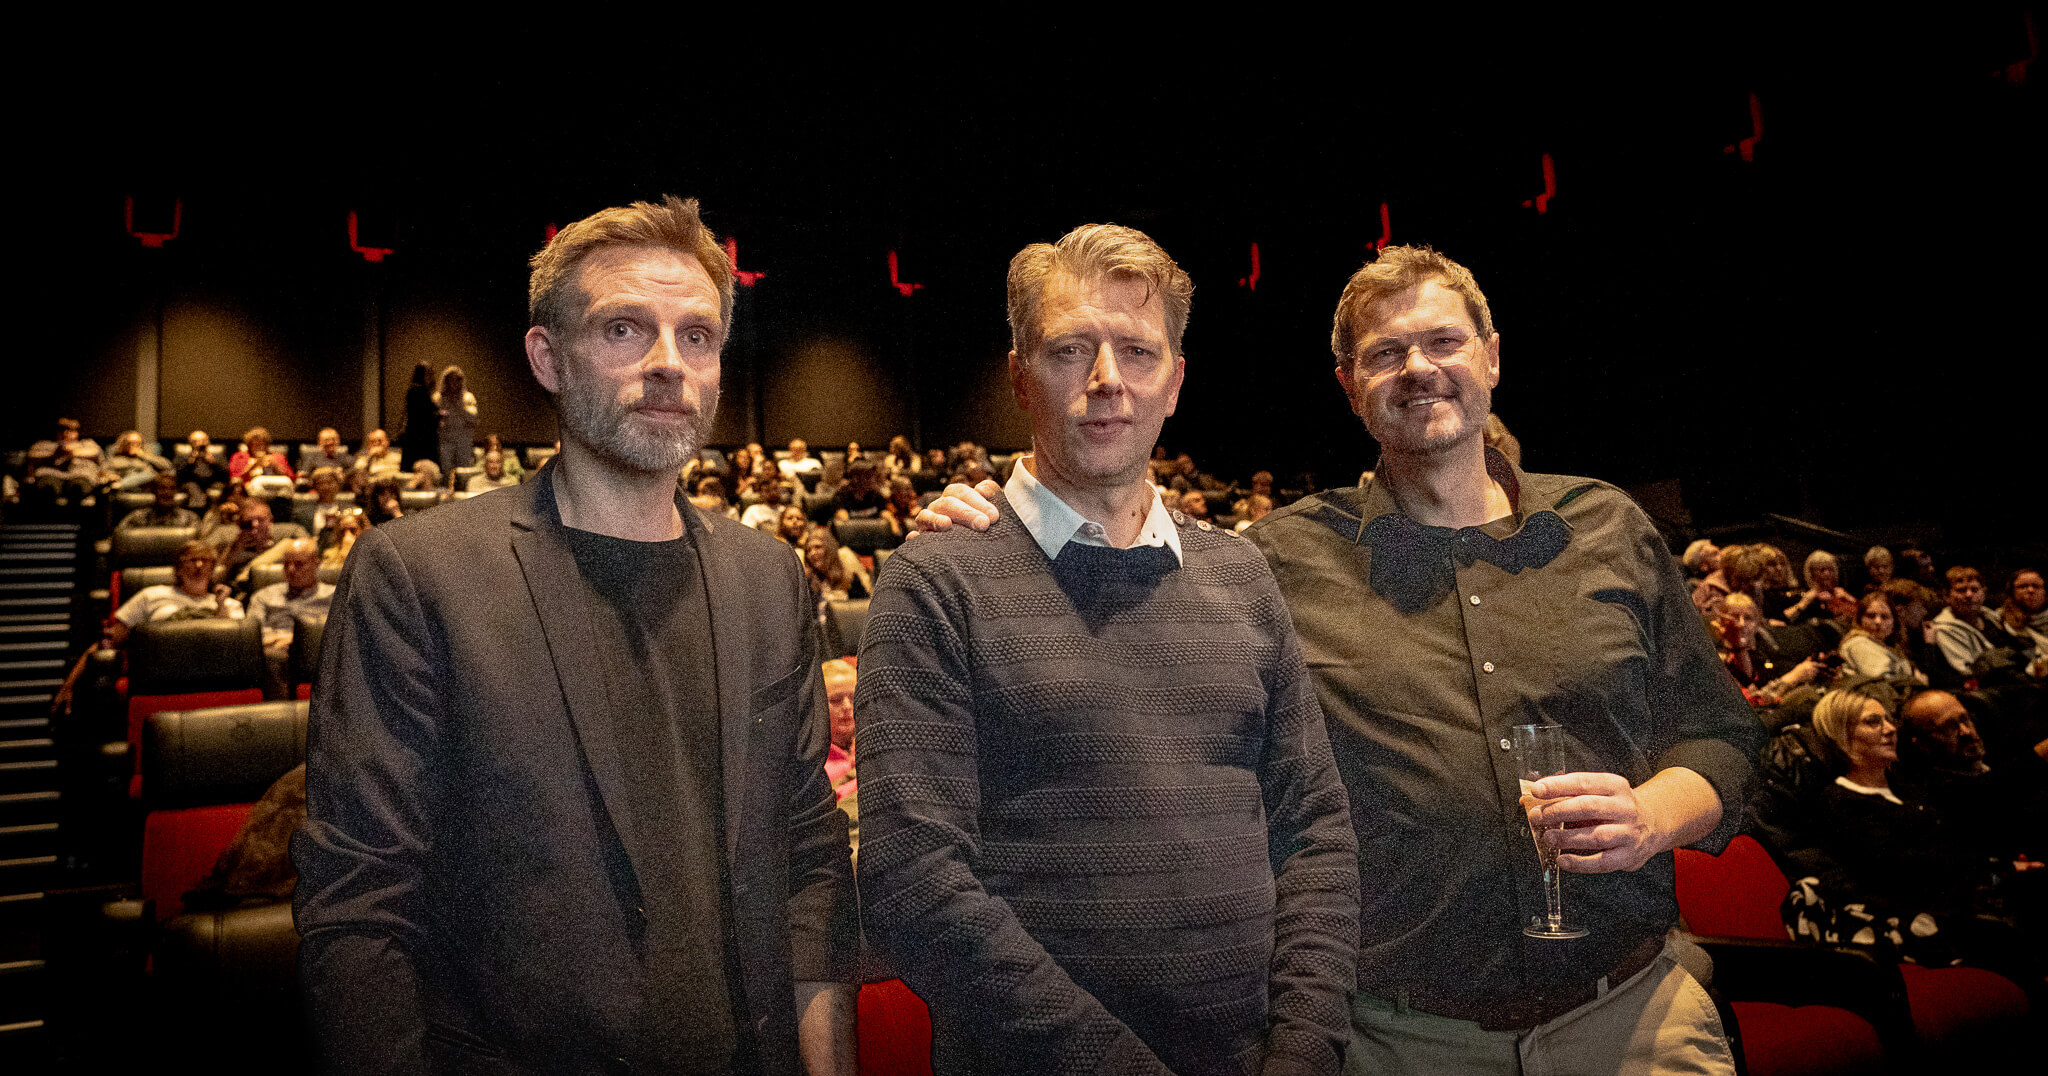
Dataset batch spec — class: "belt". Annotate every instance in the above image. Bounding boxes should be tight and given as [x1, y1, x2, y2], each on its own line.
[1397, 933, 1666, 1032]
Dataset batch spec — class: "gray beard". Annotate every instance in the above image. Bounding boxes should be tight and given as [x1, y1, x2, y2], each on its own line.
[556, 363, 718, 476]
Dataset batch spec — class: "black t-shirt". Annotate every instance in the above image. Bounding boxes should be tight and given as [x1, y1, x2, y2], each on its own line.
[565, 523, 741, 1073]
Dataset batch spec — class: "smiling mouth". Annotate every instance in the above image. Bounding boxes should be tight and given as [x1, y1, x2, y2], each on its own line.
[1400, 395, 1453, 409]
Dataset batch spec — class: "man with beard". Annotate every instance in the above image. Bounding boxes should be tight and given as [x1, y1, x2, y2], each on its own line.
[295, 197, 856, 1075]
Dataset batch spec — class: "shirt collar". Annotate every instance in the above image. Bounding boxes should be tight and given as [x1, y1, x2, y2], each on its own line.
[1004, 454, 1184, 566]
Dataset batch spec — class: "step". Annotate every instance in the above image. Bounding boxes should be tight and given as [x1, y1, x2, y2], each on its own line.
[0, 762, 58, 795]
[0, 719, 49, 734]
[0, 660, 61, 674]
[0, 642, 66, 656]
[0, 553, 74, 564]
[0, 599, 70, 613]
[0, 858, 57, 890]
[0, 682, 64, 696]
[0, 568, 74, 579]
[0, 740, 54, 757]
[0, 585, 71, 595]
[0, 824, 57, 858]
[0, 623, 69, 637]
[0, 793, 60, 826]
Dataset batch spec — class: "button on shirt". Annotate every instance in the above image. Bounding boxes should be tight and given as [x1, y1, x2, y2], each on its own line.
[1003, 454, 1184, 565]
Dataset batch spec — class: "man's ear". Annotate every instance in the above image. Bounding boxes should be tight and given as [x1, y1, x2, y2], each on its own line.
[1008, 351, 1030, 411]
[526, 327, 562, 393]
[1163, 354, 1186, 417]
[1484, 331, 1502, 389]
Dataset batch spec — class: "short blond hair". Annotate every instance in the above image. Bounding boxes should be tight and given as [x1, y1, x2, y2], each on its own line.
[1331, 245, 1495, 366]
[1007, 224, 1193, 359]
[528, 195, 735, 337]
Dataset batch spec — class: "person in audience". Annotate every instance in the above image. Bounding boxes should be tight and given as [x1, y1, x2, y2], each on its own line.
[247, 538, 333, 698]
[364, 478, 406, 526]
[1755, 544, 1802, 621]
[298, 427, 355, 476]
[435, 365, 480, 481]
[877, 476, 920, 540]
[924, 446, 949, 475]
[481, 433, 524, 482]
[353, 428, 403, 485]
[195, 488, 246, 546]
[689, 476, 737, 519]
[1715, 592, 1827, 705]
[773, 504, 809, 548]
[1784, 549, 1857, 624]
[50, 540, 241, 715]
[397, 362, 439, 469]
[1931, 566, 2023, 679]
[821, 658, 858, 855]
[883, 434, 920, 477]
[831, 458, 886, 520]
[1232, 492, 1274, 531]
[739, 469, 791, 531]
[1176, 486, 1211, 520]
[1897, 544, 1937, 586]
[842, 440, 863, 464]
[1756, 684, 2018, 969]
[27, 418, 106, 500]
[1894, 689, 2047, 862]
[117, 474, 198, 530]
[1994, 568, 2048, 654]
[1682, 538, 1721, 582]
[778, 437, 822, 485]
[214, 499, 311, 587]
[812, 456, 846, 501]
[407, 458, 444, 493]
[1693, 542, 1764, 616]
[465, 450, 519, 494]
[860, 222, 1357, 1074]
[1863, 545, 1894, 593]
[952, 455, 991, 488]
[176, 429, 227, 511]
[801, 524, 867, 606]
[295, 195, 854, 1074]
[319, 508, 367, 567]
[229, 427, 296, 488]
[1839, 590, 1928, 686]
[104, 430, 171, 490]
[303, 467, 349, 535]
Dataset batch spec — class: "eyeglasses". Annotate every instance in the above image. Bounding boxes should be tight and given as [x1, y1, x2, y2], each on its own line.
[1354, 325, 1482, 377]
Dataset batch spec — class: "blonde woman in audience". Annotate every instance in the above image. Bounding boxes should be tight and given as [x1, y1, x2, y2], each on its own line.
[1839, 591, 1927, 686]
[434, 365, 480, 482]
[1784, 550, 1858, 623]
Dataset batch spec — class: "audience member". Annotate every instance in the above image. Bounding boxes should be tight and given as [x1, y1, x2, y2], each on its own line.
[298, 428, 356, 476]
[812, 457, 846, 501]
[1715, 593, 1826, 705]
[778, 438, 822, 486]
[727, 445, 757, 489]
[176, 429, 227, 511]
[739, 470, 792, 531]
[408, 459, 443, 493]
[435, 365, 480, 480]
[363, 480, 404, 526]
[1930, 566, 2024, 679]
[1682, 539, 1721, 582]
[1756, 544, 1802, 621]
[1863, 545, 1894, 593]
[832, 459, 886, 520]
[1176, 487, 1211, 520]
[248, 538, 334, 698]
[116, 474, 198, 530]
[1881, 579, 1953, 685]
[689, 477, 737, 519]
[1897, 544, 1937, 586]
[773, 504, 808, 548]
[104, 430, 172, 490]
[801, 525, 868, 608]
[821, 658, 858, 851]
[466, 451, 519, 494]
[924, 447, 949, 475]
[842, 440, 863, 464]
[1783, 549, 1857, 624]
[877, 477, 920, 541]
[195, 489, 247, 547]
[1693, 542, 1765, 615]
[1839, 591, 1928, 687]
[229, 427, 296, 491]
[51, 540, 240, 715]
[1232, 492, 1274, 532]
[1994, 568, 2048, 654]
[305, 468, 349, 534]
[27, 418, 106, 500]
[353, 428, 403, 484]
[397, 362, 439, 469]
[320, 509, 368, 567]
[882, 435, 920, 478]
[1894, 689, 2048, 864]
[214, 499, 311, 587]
[481, 433, 524, 482]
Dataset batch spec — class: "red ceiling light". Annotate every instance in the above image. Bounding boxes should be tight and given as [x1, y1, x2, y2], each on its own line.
[725, 237, 766, 287]
[1374, 203, 1392, 252]
[887, 250, 923, 297]
[544, 223, 560, 244]
[1237, 243, 1262, 291]
[348, 212, 395, 263]
[124, 196, 181, 248]
[1723, 93, 1763, 162]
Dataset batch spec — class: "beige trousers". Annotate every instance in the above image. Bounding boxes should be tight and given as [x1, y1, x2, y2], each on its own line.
[1345, 936, 1735, 1076]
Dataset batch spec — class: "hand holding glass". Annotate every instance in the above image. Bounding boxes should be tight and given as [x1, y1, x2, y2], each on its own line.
[1513, 723, 1588, 939]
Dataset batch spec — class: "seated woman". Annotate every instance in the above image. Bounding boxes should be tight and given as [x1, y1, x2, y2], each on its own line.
[877, 477, 921, 541]
[1783, 549, 1858, 624]
[1755, 684, 2013, 967]
[1993, 568, 2048, 658]
[1756, 544, 1803, 622]
[1714, 593, 1824, 706]
[801, 525, 870, 610]
[230, 427, 297, 496]
[1839, 591, 1928, 687]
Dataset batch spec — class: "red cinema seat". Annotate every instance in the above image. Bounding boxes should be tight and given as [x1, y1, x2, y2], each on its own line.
[858, 978, 934, 1076]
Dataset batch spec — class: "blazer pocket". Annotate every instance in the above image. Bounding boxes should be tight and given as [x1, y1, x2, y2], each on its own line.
[749, 658, 809, 715]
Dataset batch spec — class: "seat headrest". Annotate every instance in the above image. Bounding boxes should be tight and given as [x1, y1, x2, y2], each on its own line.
[144, 700, 308, 809]
[111, 526, 200, 568]
[130, 617, 266, 691]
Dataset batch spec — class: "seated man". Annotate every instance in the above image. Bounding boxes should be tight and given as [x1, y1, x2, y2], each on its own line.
[778, 438, 823, 486]
[738, 463, 792, 530]
[27, 418, 106, 501]
[248, 538, 333, 699]
[117, 474, 199, 530]
[465, 450, 519, 493]
[1930, 566, 2026, 679]
[211, 499, 311, 588]
[297, 427, 355, 477]
[176, 430, 227, 511]
[1894, 689, 2048, 863]
[1714, 592, 1825, 707]
[351, 428, 403, 485]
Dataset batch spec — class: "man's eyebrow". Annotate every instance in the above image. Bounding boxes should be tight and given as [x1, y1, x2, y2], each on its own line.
[1360, 323, 1472, 347]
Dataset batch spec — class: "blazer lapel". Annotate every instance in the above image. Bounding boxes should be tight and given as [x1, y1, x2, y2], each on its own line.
[506, 470, 652, 888]
[687, 504, 754, 869]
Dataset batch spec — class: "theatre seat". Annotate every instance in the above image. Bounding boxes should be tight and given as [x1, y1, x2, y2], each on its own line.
[833, 517, 900, 558]
[124, 618, 266, 797]
[286, 613, 326, 701]
[857, 979, 933, 1076]
[824, 599, 869, 659]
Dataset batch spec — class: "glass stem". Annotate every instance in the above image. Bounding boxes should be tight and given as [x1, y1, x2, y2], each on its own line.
[1544, 864, 1565, 931]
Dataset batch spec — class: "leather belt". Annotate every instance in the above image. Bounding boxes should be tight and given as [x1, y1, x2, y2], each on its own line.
[1397, 933, 1666, 1032]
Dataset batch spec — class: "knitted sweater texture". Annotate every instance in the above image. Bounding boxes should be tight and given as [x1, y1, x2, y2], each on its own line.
[856, 503, 1358, 1076]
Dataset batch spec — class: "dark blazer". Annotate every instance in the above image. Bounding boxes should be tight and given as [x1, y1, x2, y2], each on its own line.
[293, 466, 854, 1075]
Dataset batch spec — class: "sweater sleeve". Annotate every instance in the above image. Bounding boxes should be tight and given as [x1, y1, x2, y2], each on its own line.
[855, 549, 1172, 1075]
[1254, 601, 1361, 1076]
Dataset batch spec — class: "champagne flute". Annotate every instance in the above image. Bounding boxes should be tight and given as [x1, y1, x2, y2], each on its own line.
[1512, 722, 1588, 939]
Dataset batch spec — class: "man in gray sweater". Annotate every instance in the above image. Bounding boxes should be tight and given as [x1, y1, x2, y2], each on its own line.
[857, 224, 1358, 1075]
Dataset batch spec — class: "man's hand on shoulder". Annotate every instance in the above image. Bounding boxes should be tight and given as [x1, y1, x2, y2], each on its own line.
[909, 480, 1001, 536]
[1525, 767, 1722, 874]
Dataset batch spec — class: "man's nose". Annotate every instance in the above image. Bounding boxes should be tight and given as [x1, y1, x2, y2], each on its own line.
[1087, 344, 1124, 395]
[645, 331, 687, 379]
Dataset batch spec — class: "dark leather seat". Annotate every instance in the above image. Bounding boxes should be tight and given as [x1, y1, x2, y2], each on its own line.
[287, 613, 326, 700]
[824, 598, 870, 659]
[833, 517, 900, 558]
[110, 526, 197, 569]
[125, 618, 267, 797]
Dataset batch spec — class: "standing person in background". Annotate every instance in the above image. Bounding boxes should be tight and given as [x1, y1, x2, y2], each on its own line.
[435, 365, 480, 484]
[397, 362, 438, 470]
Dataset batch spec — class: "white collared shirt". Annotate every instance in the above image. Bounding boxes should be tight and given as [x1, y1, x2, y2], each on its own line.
[1003, 454, 1184, 566]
